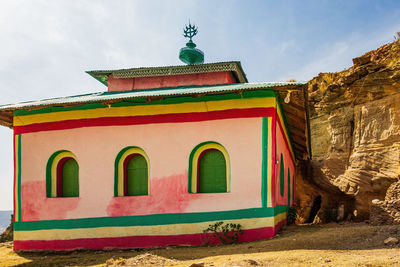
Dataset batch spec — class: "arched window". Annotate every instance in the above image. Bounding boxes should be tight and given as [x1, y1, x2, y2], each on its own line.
[189, 142, 230, 193]
[60, 158, 79, 197]
[198, 149, 227, 193]
[280, 153, 285, 197]
[115, 147, 150, 197]
[46, 151, 79, 198]
[125, 154, 148, 196]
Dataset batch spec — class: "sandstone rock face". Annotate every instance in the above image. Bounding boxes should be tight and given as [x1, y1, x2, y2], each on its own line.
[299, 40, 400, 221]
[295, 160, 354, 224]
[384, 237, 399, 245]
[370, 180, 400, 225]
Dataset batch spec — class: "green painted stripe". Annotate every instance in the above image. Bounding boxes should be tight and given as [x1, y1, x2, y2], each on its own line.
[15, 206, 288, 231]
[14, 90, 276, 116]
[261, 117, 268, 207]
[17, 134, 22, 222]
[15, 102, 105, 116]
[114, 147, 129, 196]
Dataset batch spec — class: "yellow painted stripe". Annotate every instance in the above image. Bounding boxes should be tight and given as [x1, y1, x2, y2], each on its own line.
[117, 148, 150, 196]
[190, 143, 231, 193]
[276, 104, 295, 160]
[14, 98, 276, 127]
[14, 213, 287, 241]
[51, 152, 78, 197]
[267, 117, 272, 207]
[275, 211, 286, 225]
[14, 135, 19, 222]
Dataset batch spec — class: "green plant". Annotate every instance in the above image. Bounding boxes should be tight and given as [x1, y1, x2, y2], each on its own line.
[203, 221, 243, 244]
[287, 206, 297, 225]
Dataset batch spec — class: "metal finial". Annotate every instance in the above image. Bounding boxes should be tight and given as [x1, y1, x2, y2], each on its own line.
[183, 22, 198, 42]
[179, 21, 204, 65]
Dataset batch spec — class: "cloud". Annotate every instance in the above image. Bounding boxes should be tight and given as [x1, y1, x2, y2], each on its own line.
[278, 24, 400, 81]
[0, 0, 399, 210]
[280, 40, 296, 53]
[280, 41, 351, 81]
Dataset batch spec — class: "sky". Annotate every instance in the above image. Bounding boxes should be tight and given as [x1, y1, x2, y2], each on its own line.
[0, 0, 399, 210]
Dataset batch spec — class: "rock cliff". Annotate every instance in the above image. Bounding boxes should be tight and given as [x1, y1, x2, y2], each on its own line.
[296, 39, 400, 222]
[370, 180, 400, 225]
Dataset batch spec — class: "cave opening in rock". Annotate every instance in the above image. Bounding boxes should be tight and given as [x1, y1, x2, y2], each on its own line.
[306, 195, 322, 223]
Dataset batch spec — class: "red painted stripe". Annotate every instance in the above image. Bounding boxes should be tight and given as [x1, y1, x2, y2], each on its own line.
[274, 218, 286, 234]
[14, 108, 276, 134]
[13, 133, 16, 222]
[57, 157, 72, 197]
[13, 223, 284, 251]
[123, 154, 137, 196]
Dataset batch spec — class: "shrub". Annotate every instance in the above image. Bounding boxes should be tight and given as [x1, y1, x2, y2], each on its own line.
[287, 206, 297, 225]
[203, 221, 243, 244]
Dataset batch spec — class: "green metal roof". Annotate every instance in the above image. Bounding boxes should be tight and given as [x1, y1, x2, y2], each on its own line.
[86, 61, 248, 86]
[0, 80, 310, 161]
[0, 82, 306, 112]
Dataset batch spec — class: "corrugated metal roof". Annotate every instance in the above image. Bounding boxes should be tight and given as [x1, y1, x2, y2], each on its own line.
[86, 61, 248, 86]
[0, 82, 306, 111]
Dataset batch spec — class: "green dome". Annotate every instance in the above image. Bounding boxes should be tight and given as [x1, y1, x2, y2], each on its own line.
[179, 22, 204, 65]
[179, 45, 204, 65]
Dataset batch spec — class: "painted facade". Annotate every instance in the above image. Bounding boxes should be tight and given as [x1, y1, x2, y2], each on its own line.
[1, 62, 301, 251]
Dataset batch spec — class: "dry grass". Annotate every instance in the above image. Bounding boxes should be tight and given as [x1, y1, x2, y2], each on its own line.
[0, 222, 399, 266]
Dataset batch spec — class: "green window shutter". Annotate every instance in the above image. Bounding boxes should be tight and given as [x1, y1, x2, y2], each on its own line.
[280, 153, 285, 197]
[126, 155, 148, 196]
[62, 158, 79, 197]
[199, 149, 227, 193]
[288, 168, 291, 207]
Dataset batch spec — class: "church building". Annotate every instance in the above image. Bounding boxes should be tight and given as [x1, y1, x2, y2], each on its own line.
[0, 25, 309, 251]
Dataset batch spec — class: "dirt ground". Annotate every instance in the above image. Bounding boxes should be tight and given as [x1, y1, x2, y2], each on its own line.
[1, 222, 399, 267]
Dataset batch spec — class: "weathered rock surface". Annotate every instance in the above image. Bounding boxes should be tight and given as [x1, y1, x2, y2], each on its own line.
[295, 160, 354, 224]
[370, 180, 400, 225]
[0, 215, 13, 243]
[296, 39, 400, 222]
[384, 237, 399, 245]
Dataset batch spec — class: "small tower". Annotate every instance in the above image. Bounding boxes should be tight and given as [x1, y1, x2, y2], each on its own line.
[179, 22, 204, 65]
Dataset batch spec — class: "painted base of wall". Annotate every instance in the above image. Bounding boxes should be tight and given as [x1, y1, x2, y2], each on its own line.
[14, 219, 286, 251]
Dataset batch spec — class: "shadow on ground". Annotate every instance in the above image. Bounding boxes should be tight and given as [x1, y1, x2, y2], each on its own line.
[11, 222, 400, 266]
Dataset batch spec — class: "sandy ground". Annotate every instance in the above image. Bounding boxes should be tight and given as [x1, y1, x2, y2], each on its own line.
[0, 222, 399, 266]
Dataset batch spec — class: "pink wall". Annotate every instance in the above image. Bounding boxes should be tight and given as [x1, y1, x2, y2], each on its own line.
[20, 117, 263, 221]
[274, 121, 295, 206]
[108, 72, 236, 92]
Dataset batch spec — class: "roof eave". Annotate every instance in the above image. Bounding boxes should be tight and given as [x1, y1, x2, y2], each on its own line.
[0, 82, 306, 113]
[86, 71, 110, 87]
[86, 61, 249, 87]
